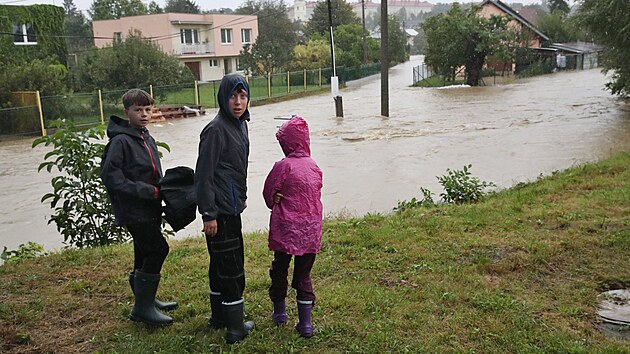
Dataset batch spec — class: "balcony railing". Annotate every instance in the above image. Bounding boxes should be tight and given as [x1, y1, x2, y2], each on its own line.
[176, 43, 215, 55]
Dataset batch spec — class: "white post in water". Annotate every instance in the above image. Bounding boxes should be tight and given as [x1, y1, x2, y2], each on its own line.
[327, 0, 343, 117]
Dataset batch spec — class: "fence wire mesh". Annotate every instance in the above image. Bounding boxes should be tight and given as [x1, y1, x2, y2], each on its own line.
[1, 64, 381, 138]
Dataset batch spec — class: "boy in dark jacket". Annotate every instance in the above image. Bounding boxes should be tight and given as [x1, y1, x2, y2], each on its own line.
[195, 74, 254, 343]
[100, 89, 176, 326]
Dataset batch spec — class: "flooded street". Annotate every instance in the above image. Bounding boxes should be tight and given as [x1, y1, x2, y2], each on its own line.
[1, 55, 629, 252]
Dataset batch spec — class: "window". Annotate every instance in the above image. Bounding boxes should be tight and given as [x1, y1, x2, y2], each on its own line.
[221, 28, 232, 44]
[180, 29, 199, 44]
[236, 58, 242, 71]
[13, 24, 36, 45]
[241, 28, 252, 44]
[209, 59, 218, 67]
[114, 32, 122, 43]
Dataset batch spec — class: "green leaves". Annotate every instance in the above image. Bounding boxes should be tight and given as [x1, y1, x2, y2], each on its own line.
[395, 165, 495, 212]
[33, 120, 129, 248]
[437, 164, 496, 204]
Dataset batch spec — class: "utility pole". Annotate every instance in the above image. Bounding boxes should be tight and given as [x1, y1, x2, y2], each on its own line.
[362, 0, 367, 64]
[327, 0, 343, 117]
[381, 0, 389, 117]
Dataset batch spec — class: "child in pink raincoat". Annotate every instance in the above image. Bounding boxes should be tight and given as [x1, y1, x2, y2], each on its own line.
[262, 115, 323, 338]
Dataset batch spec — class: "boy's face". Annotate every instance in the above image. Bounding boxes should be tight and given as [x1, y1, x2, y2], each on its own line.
[125, 104, 153, 129]
[229, 88, 248, 119]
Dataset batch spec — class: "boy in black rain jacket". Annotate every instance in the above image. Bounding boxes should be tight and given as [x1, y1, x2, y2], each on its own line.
[100, 89, 176, 326]
[195, 74, 254, 343]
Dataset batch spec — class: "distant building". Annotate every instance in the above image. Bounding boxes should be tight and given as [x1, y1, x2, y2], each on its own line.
[548, 42, 603, 70]
[92, 13, 259, 81]
[478, 0, 550, 73]
[287, 0, 432, 23]
[479, 0, 549, 49]
[288, 0, 314, 22]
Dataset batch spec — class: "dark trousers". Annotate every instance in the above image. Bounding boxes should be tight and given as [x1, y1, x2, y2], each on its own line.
[269, 251, 316, 303]
[205, 214, 245, 303]
[127, 221, 169, 275]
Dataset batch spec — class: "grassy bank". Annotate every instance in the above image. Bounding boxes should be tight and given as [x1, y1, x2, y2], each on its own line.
[1, 152, 629, 353]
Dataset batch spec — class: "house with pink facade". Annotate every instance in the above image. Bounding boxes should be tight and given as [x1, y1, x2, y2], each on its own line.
[92, 13, 259, 82]
[478, 0, 549, 49]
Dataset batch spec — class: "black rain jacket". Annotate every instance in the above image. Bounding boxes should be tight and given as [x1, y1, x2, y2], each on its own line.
[195, 74, 250, 221]
[100, 115, 162, 226]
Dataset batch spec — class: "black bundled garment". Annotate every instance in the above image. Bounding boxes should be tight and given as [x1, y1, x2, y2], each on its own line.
[159, 166, 197, 232]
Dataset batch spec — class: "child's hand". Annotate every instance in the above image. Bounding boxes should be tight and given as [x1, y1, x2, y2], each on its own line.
[203, 220, 218, 237]
[273, 193, 284, 204]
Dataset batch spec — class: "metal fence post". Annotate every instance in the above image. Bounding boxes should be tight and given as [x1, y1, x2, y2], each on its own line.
[319, 68, 322, 87]
[267, 73, 271, 98]
[194, 80, 199, 106]
[98, 89, 104, 124]
[304, 69, 307, 91]
[35, 90, 46, 136]
[287, 71, 290, 93]
[149, 84, 153, 97]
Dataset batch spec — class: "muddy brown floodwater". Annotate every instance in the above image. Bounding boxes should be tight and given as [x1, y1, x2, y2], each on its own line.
[1, 55, 629, 253]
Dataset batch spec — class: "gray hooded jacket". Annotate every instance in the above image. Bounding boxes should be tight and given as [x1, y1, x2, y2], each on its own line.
[195, 74, 250, 221]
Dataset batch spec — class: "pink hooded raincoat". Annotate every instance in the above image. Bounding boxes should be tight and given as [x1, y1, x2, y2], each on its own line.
[263, 116, 323, 255]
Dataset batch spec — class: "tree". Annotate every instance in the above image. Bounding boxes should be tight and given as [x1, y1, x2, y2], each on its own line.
[577, 0, 630, 97]
[423, 3, 511, 86]
[64, 0, 93, 54]
[411, 27, 427, 55]
[548, 0, 570, 15]
[536, 11, 573, 42]
[89, 0, 148, 20]
[164, 0, 200, 14]
[0, 58, 69, 108]
[422, 5, 468, 81]
[205, 8, 234, 14]
[74, 30, 194, 91]
[304, 0, 359, 36]
[287, 38, 331, 70]
[237, 0, 297, 75]
[386, 15, 409, 65]
[148, 1, 163, 13]
[328, 23, 379, 68]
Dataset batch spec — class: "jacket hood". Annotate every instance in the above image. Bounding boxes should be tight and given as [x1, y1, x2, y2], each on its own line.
[276, 115, 311, 157]
[218, 73, 251, 121]
[106, 115, 144, 139]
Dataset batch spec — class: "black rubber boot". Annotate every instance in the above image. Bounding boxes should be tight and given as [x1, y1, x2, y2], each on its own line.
[128, 271, 178, 311]
[208, 292, 226, 329]
[129, 271, 173, 326]
[223, 300, 255, 344]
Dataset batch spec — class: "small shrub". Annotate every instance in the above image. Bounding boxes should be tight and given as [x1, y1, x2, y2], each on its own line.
[395, 187, 435, 212]
[437, 164, 495, 204]
[33, 120, 129, 248]
[1, 242, 47, 262]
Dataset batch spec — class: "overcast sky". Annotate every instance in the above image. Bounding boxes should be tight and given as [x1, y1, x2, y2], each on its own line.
[3, 0, 545, 16]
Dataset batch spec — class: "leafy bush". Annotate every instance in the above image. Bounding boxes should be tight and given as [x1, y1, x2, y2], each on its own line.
[517, 58, 554, 78]
[395, 187, 435, 212]
[32, 121, 129, 248]
[437, 164, 495, 204]
[1, 242, 47, 262]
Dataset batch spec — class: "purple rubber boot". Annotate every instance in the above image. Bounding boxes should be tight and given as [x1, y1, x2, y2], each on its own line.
[271, 300, 287, 325]
[296, 301, 313, 338]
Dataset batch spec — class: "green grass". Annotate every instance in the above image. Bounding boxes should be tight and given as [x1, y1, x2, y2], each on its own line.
[1, 152, 629, 352]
